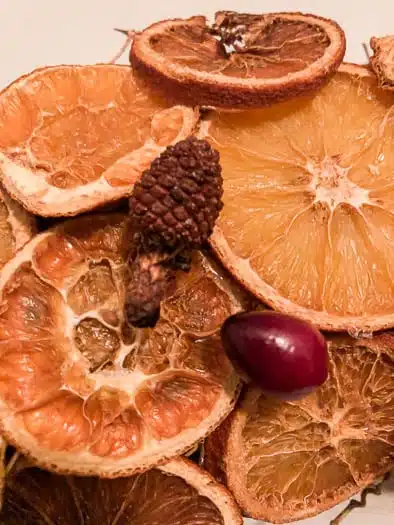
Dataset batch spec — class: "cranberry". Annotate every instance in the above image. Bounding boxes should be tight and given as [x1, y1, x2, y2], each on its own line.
[221, 311, 328, 400]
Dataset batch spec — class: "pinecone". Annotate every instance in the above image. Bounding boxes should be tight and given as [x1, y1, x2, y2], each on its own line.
[124, 137, 223, 329]
[129, 137, 223, 250]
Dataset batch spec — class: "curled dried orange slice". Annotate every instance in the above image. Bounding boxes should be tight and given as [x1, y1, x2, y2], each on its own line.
[370, 36, 394, 90]
[205, 333, 394, 523]
[2, 457, 243, 524]
[0, 65, 198, 217]
[0, 186, 36, 269]
[202, 64, 394, 332]
[131, 11, 346, 109]
[0, 213, 246, 476]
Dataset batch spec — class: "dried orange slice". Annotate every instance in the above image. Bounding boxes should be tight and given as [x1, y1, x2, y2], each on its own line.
[0, 213, 246, 476]
[131, 11, 346, 109]
[0, 65, 198, 217]
[205, 333, 394, 523]
[0, 437, 5, 510]
[1, 457, 243, 524]
[0, 186, 36, 269]
[201, 64, 394, 332]
[370, 36, 394, 90]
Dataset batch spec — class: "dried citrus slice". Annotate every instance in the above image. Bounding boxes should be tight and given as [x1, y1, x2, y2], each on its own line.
[201, 64, 394, 332]
[0, 437, 5, 510]
[0, 65, 198, 217]
[370, 36, 394, 90]
[1, 457, 243, 524]
[130, 11, 346, 109]
[0, 213, 246, 476]
[0, 185, 36, 269]
[205, 333, 394, 523]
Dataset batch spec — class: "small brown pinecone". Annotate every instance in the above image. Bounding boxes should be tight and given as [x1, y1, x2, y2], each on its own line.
[129, 137, 223, 250]
[124, 137, 223, 328]
[124, 250, 176, 328]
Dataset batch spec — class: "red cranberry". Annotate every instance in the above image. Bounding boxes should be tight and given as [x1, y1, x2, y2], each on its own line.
[221, 311, 328, 400]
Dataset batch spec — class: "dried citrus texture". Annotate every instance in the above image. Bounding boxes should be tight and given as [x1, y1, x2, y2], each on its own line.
[0, 65, 198, 217]
[0, 213, 245, 476]
[0, 186, 36, 269]
[371, 36, 394, 90]
[1, 457, 243, 525]
[0, 437, 5, 511]
[205, 333, 394, 523]
[202, 64, 394, 332]
[131, 11, 345, 108]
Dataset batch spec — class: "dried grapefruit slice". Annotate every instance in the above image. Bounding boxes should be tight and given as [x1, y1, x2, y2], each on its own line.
[202, 64, 394, 332]
[131, 11, 346, 109]
[0, 213, 245, 476]
[370, 36, 394, 90]
[1, 457, 243, 524]
[0, 65, 198, 217]
[0, 185, 36, 269]
[205, 333, 394, 523]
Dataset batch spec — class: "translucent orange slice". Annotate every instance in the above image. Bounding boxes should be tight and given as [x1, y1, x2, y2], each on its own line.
[202, 64, 394, 331]
[0, 213, 246, 476]
[205, 333, 394, 522]
[0, 65, 198, 217]
[2, 457, 243, 524]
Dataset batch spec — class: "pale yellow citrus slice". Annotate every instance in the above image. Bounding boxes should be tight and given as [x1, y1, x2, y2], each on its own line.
[0, 186, 36, 269]
[0, 65, 198, 217]
[1, 457, 243, 524]
[131, 11, 345, 108]
[0, 213, 247, 476]
[201, 64, 394, 332]
[205, 333, 394, 523]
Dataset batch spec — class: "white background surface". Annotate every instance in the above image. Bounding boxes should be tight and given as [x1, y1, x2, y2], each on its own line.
[0, 1, 393, 524]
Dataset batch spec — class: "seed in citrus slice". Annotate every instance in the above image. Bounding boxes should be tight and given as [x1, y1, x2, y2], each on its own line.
[0, 213, 247, 477]
[0, 65, 198, 217]
[1, 457, 243, 524]
[202, 64, 394, 332]
[205, 332, 394, 523]
[130, 11, 345, 109]
[370, 36, 394, 90]
[0, 186, 36, 269]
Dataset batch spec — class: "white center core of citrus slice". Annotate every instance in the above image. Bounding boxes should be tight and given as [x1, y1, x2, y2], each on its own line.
[307, 156, 370, 210]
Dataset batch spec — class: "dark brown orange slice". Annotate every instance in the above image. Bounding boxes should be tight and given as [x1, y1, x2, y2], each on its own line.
[1, 457, 243, 524]
[131, 11, 345, 108]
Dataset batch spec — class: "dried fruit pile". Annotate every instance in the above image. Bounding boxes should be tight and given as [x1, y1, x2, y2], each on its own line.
[0, 8, 393, 525]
